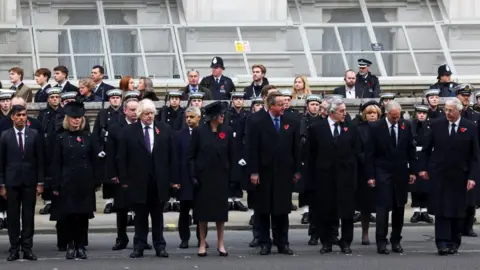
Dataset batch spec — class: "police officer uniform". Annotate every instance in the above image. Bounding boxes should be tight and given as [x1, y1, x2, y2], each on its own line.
[409, 105, 434, 224]
[429, 64, 458, 97]
[199, 56, 236, 100]
[224, 92, 249, 212]
[37, 87, 63, 215]
[356, 59, 381, 98]
[424, 89, 444, 119]
[92, 89, 124, 214]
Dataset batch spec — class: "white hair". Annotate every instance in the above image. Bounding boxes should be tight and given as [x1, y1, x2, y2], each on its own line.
[445, 98, 463, 111]
[385, 100, 402, 113]
[327, 97, 344, 114]
[136, 98, 157, 117]
[185, 106, 201, 117]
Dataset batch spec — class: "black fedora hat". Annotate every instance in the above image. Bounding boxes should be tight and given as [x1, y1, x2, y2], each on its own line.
[204, 101, 228, 121]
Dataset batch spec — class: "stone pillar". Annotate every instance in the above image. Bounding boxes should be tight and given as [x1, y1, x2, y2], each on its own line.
[0, 0, 18, 24]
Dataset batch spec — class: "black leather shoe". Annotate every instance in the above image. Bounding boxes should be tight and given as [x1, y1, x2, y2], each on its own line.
[39, 204, 51, 215]
[155, 249, 169, 258]
[76, 248, 87, 259]
[188, 215, 193, 226]
[259, 245, 271, 255]
[421, 212, 434, 224]
[341, 246, 353, 254]
[291, 203, 298, 211]
[448, 247, 458, 255]
[410, 212, 420, 223]
[127, 214, 134, 227]
[233, 201, 248, 212]
[228, 202, 234, 210]
[463, 229, 478, 237]
[7, 251, 19, 261]
[197, 252, 207, 257]
[369, 214, 376, 223]
[144, 243, 153, 250]
[331, 237, 340, 246]
[319, 245, 332, 254]
[437, 247, 449, 256]
[353, 212, 361, 223]
[163, 203, 171, 213]
[104, 203, 113, 214]
[277, 245, 294, 255]
[249, 238, 260, 247]
[217, 248, 228, 257]
[0, 218, 4, 230]
[301, 213, 309, 224]
[112, 241, 128, 251]
[129, 250, 144, 258]
[179, 241, 189, 249]
[23, 250, 37, 261]
[65, 248, 76, 260]
[2, 218, 7, 230]
[377, 245, 389, 255]
[172, 202, 181, 212]
[248, 216, 254, 226]
[308, 236, 319, 246]
[391, 243, 404, 253]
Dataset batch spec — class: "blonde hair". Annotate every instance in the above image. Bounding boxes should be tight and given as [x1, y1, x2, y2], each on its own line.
[78, 78, 96, 92]
[362, 105, 381, 121]
[292, 75, 312, 99]
[63, 116, 86, 131]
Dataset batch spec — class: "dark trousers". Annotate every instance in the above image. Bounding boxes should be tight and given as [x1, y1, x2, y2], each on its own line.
[258, 213, 289, 247]
[6, 186, 36, 252]
[251, 212, 260, 239]
[317, 218, 353, 246]
[376, 206, 405, 246]
[56, 221, 68, 249]
[464, 206, 476, 233]
[307, 211, 318, 238]
[66, 214, 89, 249]
[332, 219, 339, 239]
[411, 192, 428, 208]
[178, 200, 202, 242]
[228, 183, 243, 198]
[116, 209, 129, 243]
[435, 216, 463, 249]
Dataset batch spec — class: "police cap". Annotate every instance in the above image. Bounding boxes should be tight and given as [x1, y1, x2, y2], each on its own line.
[414, 104, 429, 113]
[358, 58, 372, 67]
[231, 92, 245, 99]
[124, 90, 141, 101]
[167, 90, 182, 98]
[306, 94, 322, 104]
[279, 89, 293, 97]
[60, 91, 77, 101]
[251, 97, 263, 105]
[189, 92, 205, 100]
[380, 92, 396, 100]
[106, 89, 123, 98]
[46, 87, 62, 96]
[424, 89, 440, 98]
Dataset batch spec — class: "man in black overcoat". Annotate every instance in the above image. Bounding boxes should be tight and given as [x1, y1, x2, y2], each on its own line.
[118, 99, 179, 259]
[419, 98, 480, 255]
[247, 91, 301, 255]
[0, 105, 44, 261]
[366, 100, 417, 255]
[308, 97, 359, 254]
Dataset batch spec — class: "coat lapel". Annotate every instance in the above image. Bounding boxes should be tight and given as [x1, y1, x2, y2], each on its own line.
[397, 120, 406, 147]
[136, 122, 150, 153]
[262, 110, 279, 138]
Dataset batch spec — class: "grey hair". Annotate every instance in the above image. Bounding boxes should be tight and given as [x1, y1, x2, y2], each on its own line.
[136, 98, 157, 117]
[385, 100, 402, 113]
[445, 98, 463, 111]
[327, 97, 344, 114]
[124, 98, 139, 109]
[185, 106, 201, 117]
[187, 69, 200, 77]
[139, 77, 155, 92]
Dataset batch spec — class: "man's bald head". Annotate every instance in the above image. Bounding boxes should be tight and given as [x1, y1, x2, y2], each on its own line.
[11, 97, 26, 107]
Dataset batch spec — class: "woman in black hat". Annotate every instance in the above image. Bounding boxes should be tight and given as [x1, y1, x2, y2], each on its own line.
[188, 101, 234, 257]
[51, 100, 99, 260]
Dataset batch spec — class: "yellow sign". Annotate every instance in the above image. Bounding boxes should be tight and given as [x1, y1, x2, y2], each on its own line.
[234, 41, 250, 53]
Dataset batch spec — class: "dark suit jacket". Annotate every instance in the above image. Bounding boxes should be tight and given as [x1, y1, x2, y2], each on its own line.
[94, 82, 115, 101]
[34, 84, 51, 103]
[0, 127, 44, 187]
[56, 81, 79, 93]
[180, 85, 213, 101]
[118, 121, 178, 203]
[0, 117, 44, 138]
[176, 127, 194, 201]
[243, 78, 269, 100]
[333, 84, 378, 99]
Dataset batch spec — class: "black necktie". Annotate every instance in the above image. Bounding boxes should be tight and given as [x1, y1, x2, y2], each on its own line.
[390, 125, 396, 147]
[144, 126, 151, 153]
[450, 123, 456, 137]
[333, 123, 340, 138]
[215, 78, 219, 84]
[10, 85, 16, 90]
[18, 132, 24, 153]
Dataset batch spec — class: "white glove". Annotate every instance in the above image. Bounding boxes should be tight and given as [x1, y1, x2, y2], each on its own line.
[98, 151, 106, 158]
[238, 159, 247, 166]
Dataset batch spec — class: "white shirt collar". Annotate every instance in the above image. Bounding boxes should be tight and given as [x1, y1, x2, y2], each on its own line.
[386, 118, 397, 128]
[450, 117, 461, 127]
[14, 82, 22, 88]
[141, 122, 152, 129]
[125, 118, 133, 125]
[14, 126, 26, 134]
[346, 85, 355, 91]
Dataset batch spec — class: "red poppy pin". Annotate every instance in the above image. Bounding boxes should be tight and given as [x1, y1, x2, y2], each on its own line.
[401, 123, 406, 130]
[76, 136, 82, 143]
[460, 127, 467, 133]
[343, 127, 348, 132]
[218, 132, 226, 139]
[26, 120, 31, 126]
[284, 124, 289, 130]
[155, 127, 160, 135]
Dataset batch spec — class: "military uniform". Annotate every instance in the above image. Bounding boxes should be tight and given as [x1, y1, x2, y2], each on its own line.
[0, 91, 14, 229]
[92, 89, 125, 214]
[199, 56, 236, 100]
[424, 89, 445, 119]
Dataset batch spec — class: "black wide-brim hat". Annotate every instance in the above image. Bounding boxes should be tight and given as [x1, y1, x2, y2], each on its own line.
[204, 101, 228, 121]
[361, 100, 381, 112]
[64, 98, 85, 117]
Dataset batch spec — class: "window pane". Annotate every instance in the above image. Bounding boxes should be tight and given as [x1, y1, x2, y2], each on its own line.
[57, 9, 99, 25]
[108, 30, 140, 54]
[451, 52, 480, 76]
[146, 56, 180, 79]
[39, 57, 73, 77]
[406, 27, 441, 50]
[75, 57, 107, 79]
[306, 27, 340, 51]
[245, 53, 310, 77]
[381, 53, 417, 76]
[0, 29, 33, 55]
[104, 10, 138, 25]
[183, 55, 244, 78]
[179, 27, 238, 53]
[367, 1, 438, 23]
[302, 7, 364, 23]
[345, 53, 380, 76]
[35, 30, 69, 54]
[312, 54, 345, 77]
[239, 27, 304, 53]
[0, 58, 34, 80]
[288, 1, 300, 24]
[21, 7, 31, 25]
[373, 26, 408, 51]
[414, 52, 446, 76]
[112, 56, 145, 78]
[71, 30, 103, 54]
[338, 27, 371, 52]
[442, 25, 480, 51]
[141, 29, 175, 53]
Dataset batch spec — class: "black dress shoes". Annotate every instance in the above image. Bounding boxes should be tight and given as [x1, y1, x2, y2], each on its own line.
[76, 248, 87, 259]
[391, 243, 404, 253]
[179, 241, 189, 249]
[217, 248, 228, 257]
[23, 250, 37, 261]
[353, 212, 361, 223]
[249, 238, 260, 247]
[7, 251, 19, 261]
[249, 215, 254, 226]
[104, 203, 113, 214]
[448, 247, 459, 255]
[377, 245, 390, 255]
[410, 212, 420, 223]
[291, 203, 298, 211]
[308, 236, 319, 246]
[421, 212, 434, 223]
[39, 204, 52, 215]
[277, 245, 294, 255]
[319, 245, 332, 254]
[301, 213, 309, 224]
[331, 237, 340, 246]
[66, 248, 76, 260]
[129, 250, 144, 258]
[112, 241, 128, 251]
[233, 201, 248, 212]
[339, 242, 353, 254]
[144, 243, 153, 250]
[437, 247, 449, 256]
[163, 203, 171, 213]
[155, 249, 169, 258]
[370, 214, 376, 223]
[127, 214, 134, 227]
[172, 202, 181, 212]
[259, 245, 271, 255]
[463, 229, 478, 237]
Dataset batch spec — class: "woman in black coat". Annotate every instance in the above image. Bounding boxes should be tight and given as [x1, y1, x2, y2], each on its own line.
[51, 100, 98, 260]
[188, 101, 234, 257]
[353, 101, 382, 245]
